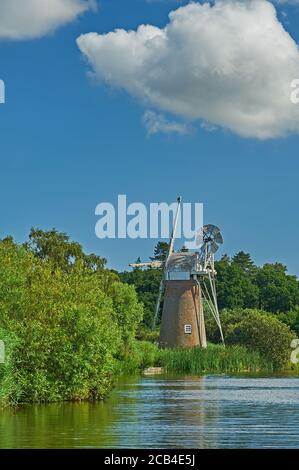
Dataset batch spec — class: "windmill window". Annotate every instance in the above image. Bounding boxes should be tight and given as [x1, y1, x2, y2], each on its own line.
[184, 324, 192, 334]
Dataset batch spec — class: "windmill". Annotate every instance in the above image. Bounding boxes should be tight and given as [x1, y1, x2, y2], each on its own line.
[129, 197, 224, 348]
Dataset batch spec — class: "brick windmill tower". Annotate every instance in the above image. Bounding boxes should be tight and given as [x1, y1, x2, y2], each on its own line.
[130, 197, 224, 348]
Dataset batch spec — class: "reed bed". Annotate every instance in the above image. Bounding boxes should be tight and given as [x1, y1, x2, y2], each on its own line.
[121, 341, 274, 375]
[158, 344, 273, 374]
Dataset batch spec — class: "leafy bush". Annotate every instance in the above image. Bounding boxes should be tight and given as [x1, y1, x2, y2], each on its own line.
[120, 341, 159, 374]
[0, 328, 22, 406]
[108, 282, 143, 352]
[136, 325, 160, 343]
[0, 238, 143, 405]
[206, 309, 295, 370]
[119, 268, 162, 328]
[206, 308, 267, 343]
[277, 307, 299, 337]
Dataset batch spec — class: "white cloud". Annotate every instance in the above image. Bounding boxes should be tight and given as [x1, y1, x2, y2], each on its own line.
[77, 0, 299, 139]
[143, 110, 191, 135]
[0, 0, 94, 40]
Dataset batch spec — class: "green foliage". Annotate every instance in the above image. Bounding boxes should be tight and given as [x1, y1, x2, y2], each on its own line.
[277, 307, 299, 336]
[0, 234, 143, 405]
[215, 254, 299, 313]
[158, 344, 272, 374]
[120, 341, 159, 374]
[136, 325, 160, 343]
[232, 251, 256, 273]
[119, 242, 168, 328]
[215, 254, 260, 310]
[2, 231, 299, 406]
[207, 309, 295, 370]
[120, 341, 273, 374]
[256, 263, 299, 312]
[119, 267, 162, 328]
[206, 308, 267, 342]
[108, 282, 143, 351]
[120, 246, 299, 328]
[25, 228, 106, 272]
[0, 328, 22, 406]
[150, 241, 169, 262]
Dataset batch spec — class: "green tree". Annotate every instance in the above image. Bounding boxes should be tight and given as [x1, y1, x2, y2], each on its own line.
[26, 228, 106, 272]
[206, 308, 295, 370]
[256, 263, 299, 312]
[150, 241, 169, 262]
[120, 268, 162, 328]
[215, 255, 259, 310]
[226, 310, 294, 370]
[108, 282, 143, 352]
[119, 242, 167, 328]
[232, 251, 256, 276]
[277, 307, 299, 336]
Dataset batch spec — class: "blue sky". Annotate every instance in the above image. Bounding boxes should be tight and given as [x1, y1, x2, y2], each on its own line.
[0, 0, 299, 274]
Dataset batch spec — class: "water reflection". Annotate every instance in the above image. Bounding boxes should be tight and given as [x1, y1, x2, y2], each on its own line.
[0, 375, 299, 448]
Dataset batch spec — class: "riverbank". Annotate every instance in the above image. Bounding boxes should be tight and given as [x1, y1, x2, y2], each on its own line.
[1, 375, 299, 448]
[120, 342, 276, 375]
[1, 337, 298, 408]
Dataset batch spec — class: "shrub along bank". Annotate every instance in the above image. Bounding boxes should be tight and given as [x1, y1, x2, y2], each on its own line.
[205, 308, 296, 370]
[0, 237, 142, 406]
[121, 341, 274, 375]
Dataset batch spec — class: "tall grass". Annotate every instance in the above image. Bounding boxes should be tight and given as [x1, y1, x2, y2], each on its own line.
[158, 344, 273, 374]
[119, 341, 159, 374]
[120, 341, 274, 375]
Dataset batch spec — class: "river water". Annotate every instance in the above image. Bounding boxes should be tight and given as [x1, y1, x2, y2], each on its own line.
[0, 375, 299, 449]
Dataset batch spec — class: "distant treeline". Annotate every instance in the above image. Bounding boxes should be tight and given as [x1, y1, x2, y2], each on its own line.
[120, 241, 299, 336]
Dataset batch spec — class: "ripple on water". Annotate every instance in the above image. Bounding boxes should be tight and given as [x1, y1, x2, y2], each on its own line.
[0, 375, 299, 448]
